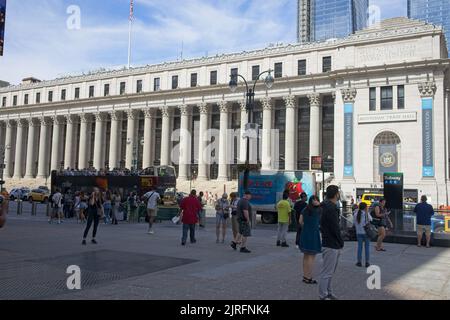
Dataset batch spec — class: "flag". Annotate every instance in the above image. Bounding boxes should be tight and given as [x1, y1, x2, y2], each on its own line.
[129, 0, 134, 21]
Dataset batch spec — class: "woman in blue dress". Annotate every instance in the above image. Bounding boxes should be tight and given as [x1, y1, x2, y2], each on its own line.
[299, 195, 322, 284]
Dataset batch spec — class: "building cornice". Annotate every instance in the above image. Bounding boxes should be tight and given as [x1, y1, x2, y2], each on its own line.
[0, 19, 444, 93]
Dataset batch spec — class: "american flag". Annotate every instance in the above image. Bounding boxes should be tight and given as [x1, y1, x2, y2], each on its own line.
[129, 0, 134, 21]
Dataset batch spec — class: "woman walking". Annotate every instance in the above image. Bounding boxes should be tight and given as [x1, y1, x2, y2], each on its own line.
[371, 198, 391, 252]
[82, 188, 103, 245]
[354, 202, 372, 267]
[298, 195, 322, 284]
[103, 191, 112, 224]
[215, 193, 230, 243]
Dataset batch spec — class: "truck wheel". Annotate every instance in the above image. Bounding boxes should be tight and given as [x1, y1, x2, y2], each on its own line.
[261, 212, 277, 224]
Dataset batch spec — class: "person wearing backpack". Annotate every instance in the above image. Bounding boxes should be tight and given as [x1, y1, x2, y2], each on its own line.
[353, 202, 372, 268]
[142, 187, 161, 234]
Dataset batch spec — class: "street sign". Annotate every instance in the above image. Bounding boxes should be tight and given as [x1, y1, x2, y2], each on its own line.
[311, 156, 322, 171]
[383, 172, 404, 210]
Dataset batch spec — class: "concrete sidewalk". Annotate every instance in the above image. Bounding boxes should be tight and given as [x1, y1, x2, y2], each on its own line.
[1, 215, 450, 300]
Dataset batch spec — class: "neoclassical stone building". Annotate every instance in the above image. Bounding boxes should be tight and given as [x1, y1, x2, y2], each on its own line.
[1, 18, 449, 205]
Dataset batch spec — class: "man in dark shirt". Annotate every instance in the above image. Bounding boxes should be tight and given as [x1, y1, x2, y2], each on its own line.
[414, 195, 435, 248]
[233, 191, 252, 253]
[294, 192, 308, 246]
[318, 185, 344, 300]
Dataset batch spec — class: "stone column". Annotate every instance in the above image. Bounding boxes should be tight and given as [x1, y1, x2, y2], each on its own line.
[239, 100, 248, 164]
[50, 116, 64, 172]
[93, 113, 106, 170]
[109, 110, 122, 169]
[142, 108, 155, 169]
[218, 100, 229, 181]
[308, 93, 321, 169]
[178, 105, 190, 181]
[160, 106, 172, 166]
[3, 120, 14, 178]
[284, 95, 297, 171]
[78, 114, 91, 170]
[261, 97, 273, 170]
[64, 115, 75, 170]
[125, 109, 138, 169]
[197, 103, 209, 181]
[341, 88, 357, 177]
[13, 119, 25, 179]
[37, 117, 50, 178]
[24, 118, 37, 178]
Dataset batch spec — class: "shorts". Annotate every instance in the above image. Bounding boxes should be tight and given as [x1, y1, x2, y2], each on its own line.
[52, 207, 62, 215]
[417, 224, 431, 235]
[239, 219, 251, 237]
[147, 208, 157, 217]
[216, 213, 229, 225]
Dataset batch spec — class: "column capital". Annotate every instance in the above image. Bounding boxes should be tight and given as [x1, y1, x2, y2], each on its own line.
[27, 118, 38, 127]
[39, 117, 51, 126]
[6, 119, 16, 128]
[261, 96, 273, 110]
[79, 113, 92, 123]
[143, 108, 155, 119]
[307, 93, 321, 106]
[178, 105, 189, 116]
[51, 115, 65, 126]
[94, 112, 107, 122]
[160, 106, 171, 118]
[239, 100, 247, 112]
[126, 109, 138, 120]
[283, 95, 297, 109]
[340, 88, 357, 103]
[16, 119, 26, 128]
[109, 110, 122, 121]
[418, 81, 437, 97]
[198, 103, 209, 114]
[218, 100, 229, 113]
[65, 114, 76, 124]
[331, 91, 337, 103]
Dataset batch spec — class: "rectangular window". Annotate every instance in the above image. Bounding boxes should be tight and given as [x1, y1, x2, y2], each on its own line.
[36, 92, 41, 104]
[120, 82, 126, 95]
[274, 62, 283, 78]
[89, 85, 95, 98]
[369, 87, 376, 111]
[322, 56, 332, 73]
[210, 71, 217, 85]
[61, 89, 66, 101]
[2, 97, 6, 107]
[252, 65, 260, 81]
[13, 95, 17, 106]
[48, 91, 53, 102]
[397, 85, 405, 109]
[172, 75, 178, 89]
[74, 88, 80, 99]
[104, 84, 110, 96]
[298, 59, 307, 76]
[154, 78, 160, 91]
[136, 80, 143, 93]
[380, 86, 393, 110]
[190, 73, 198, 87]
[24, 94, 29, 105]
[231, 68, 238, 82]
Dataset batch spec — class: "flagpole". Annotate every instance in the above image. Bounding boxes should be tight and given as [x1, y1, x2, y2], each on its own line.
[127, 18, 132, 69]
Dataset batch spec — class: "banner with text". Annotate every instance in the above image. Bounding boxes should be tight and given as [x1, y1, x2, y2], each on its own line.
[422, 98, 434, 177]
[344, 103, 353, 177]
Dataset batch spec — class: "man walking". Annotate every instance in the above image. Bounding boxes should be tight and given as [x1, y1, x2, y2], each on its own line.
[51, 189, 63, 224]
[179, 190, 202, 246]
[143, 187, 161, 234]
[276, 191, 291, 247]
[319, 185, 344, 300]
[232, 191, 252, 253]
[414, 195, 435, 248]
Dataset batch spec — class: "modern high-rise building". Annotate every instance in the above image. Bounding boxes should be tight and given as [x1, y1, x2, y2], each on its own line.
[407, 0, 450, 56]
[297, 0, 368, 43]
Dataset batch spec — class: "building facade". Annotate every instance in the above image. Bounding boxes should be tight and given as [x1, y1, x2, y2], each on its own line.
[408, 0, 450, 56]
[297, 0, 368, 43]
[1, 18, 450, 205]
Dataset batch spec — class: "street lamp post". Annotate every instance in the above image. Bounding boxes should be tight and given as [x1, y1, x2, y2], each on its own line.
[0, 145, 9, 192]
[229, 70, 274, 192]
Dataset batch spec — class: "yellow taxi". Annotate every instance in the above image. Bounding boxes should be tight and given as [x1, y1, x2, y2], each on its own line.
[28, 188, 50, 203]
[360, 193, 383, 207]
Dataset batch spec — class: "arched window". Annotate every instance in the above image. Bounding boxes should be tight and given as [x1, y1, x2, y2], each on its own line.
[373, 131, 401, 182]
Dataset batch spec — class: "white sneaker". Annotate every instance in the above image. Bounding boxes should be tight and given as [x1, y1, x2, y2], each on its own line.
[148, 229, 154, 234]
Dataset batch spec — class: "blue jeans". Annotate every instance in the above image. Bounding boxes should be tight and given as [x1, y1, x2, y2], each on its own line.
[103, 207, 111, 224]
[182, 224, 196, 243]
[357, 234, 370, 264]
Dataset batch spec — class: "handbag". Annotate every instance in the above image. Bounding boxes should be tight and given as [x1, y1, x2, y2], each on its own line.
[172, 215, 180, 224]
[364, 212, 378, 240]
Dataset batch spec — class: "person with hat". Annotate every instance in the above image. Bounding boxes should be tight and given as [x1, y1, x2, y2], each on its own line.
[215, 192, 230, 244]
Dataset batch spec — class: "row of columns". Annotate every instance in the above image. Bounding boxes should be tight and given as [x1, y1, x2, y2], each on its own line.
[0, 94, 328, 181]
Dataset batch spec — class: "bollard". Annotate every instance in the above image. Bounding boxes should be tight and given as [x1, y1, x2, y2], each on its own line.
[16, 200, 23, 215]
[46, 202, 51, 217]
[31, 202, 37, 216]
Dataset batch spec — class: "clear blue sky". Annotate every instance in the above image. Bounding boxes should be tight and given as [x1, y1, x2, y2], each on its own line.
[0, 0, 407, 84]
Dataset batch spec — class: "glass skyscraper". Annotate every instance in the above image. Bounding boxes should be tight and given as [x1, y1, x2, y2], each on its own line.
[297, 0, 369, 43]
[407, 0, 450, 55]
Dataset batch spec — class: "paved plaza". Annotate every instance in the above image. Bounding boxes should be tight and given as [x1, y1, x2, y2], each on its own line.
[1, 203, 450, 300]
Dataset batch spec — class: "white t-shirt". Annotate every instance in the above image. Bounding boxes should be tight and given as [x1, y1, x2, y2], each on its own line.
[144, 191, 160, 210]
[52, 192, 62, 208]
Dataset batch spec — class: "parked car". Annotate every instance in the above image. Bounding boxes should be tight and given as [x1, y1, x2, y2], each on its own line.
[361, 193, 383, 207]
[9, 188, 31, 201]
[28, 188, 50, 203]
[38, 186, 50, 193]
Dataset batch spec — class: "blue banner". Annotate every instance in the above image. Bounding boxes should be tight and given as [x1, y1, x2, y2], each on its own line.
[422, 98, 434, 177]
[344, 103, 353, 177]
